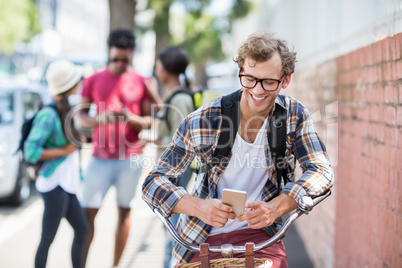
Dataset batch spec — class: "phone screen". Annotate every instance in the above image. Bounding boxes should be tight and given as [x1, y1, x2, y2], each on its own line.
[221, 189, 247, 217]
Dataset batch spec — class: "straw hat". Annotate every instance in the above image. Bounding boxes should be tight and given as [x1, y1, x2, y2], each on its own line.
[46, 60, 83, 96]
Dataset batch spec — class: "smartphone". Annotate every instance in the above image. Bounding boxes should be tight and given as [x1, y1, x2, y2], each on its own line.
[221, 189, 247, 217]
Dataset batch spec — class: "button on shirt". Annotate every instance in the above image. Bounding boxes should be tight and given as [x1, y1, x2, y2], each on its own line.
[142, 93, 334, 264]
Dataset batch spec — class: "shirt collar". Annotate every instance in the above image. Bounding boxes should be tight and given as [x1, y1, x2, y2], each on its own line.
[275, 94, 286, 109]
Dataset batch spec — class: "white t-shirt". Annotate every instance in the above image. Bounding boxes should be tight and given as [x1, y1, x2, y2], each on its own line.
[35, 150, 81, 194]
[210, 118, 269, 236]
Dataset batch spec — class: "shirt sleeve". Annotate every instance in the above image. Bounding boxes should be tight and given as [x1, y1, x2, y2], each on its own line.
[23, 108, 57, 164]
[142, 117, 195, 217]
[282, 102, 334, 203]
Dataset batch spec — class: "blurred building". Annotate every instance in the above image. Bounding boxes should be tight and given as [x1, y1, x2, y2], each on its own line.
[5, 0, 109, 76]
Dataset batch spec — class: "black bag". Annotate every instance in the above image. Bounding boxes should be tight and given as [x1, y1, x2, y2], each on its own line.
[162, 89, 222, 132]
[198, 89, 296, 195]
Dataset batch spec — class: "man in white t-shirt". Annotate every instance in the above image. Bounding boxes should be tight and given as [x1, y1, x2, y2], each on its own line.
[142, 32, 334, 268]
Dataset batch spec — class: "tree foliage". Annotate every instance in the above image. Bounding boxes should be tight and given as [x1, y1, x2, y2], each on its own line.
[173, 14, 225, 65]
[0, 0, 40, 53]
[147, 0, 253, 86]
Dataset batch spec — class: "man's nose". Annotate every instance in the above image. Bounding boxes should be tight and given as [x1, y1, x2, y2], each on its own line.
[254, 81, 266, 93]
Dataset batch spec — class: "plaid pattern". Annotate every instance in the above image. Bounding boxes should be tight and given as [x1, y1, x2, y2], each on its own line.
[24, 106, 68, 178]
[142, 93, 334, 264]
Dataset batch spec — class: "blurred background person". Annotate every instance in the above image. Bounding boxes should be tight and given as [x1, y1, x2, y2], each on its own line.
[24, 60, 88, 268]
[150, 46, 194, 268]
[76, 28, 162, 268]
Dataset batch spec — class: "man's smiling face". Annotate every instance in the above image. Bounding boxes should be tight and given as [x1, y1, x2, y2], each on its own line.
[240, 51, 290, 118]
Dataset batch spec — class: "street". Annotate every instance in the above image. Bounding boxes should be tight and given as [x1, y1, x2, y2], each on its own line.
[0, 178, 165, 268]
[0, 144, 165, 268]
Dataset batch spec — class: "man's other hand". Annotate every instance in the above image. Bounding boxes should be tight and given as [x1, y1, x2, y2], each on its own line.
[195, 199, 236, 228]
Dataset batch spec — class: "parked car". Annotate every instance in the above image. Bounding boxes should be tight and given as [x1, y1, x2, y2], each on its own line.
[0, 79, 44, 206]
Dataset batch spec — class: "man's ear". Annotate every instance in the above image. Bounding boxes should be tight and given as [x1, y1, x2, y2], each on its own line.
[281, 74, 292, 89]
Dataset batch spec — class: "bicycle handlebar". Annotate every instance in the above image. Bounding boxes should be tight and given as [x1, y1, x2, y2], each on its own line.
[153, 190, 331, 257]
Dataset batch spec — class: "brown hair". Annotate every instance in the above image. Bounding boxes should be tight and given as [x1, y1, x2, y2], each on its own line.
[234, 32, 297, 76]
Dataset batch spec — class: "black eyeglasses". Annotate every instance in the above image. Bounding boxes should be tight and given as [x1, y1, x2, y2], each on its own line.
[109, 58, 131, 64]
[239, 72, 286, 92]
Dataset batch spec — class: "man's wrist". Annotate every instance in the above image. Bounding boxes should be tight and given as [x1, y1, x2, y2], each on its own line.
[173, 194, 198, 217]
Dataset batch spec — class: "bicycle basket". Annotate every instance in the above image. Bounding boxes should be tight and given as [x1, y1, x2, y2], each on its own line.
[177, 257, 273, 268]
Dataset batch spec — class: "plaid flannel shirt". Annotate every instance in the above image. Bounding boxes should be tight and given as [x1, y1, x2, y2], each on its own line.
[142, 93, 334, 264]
[24, 106, 68, 178]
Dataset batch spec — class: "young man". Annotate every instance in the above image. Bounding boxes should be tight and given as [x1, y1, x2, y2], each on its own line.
[77, 28, 161, 267]
[142, 32, 334, 267]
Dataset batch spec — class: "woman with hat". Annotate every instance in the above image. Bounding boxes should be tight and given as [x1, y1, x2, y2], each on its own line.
[24, 60, 88, 268]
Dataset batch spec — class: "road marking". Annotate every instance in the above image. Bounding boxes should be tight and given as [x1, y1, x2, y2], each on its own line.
[0, 199, 43, 246]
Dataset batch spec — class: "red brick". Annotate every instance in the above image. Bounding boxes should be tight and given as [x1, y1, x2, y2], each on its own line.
[397, 60, 402, 80]
[399, 128, 402, 149]
[385, 126, 399, 147]
[353, 88, 364, 102]
[361, 105, 370, 122]
[362, 138, 370, 158]
[391, 208, 399, 232]
[375, 123, 386, 144]
[383, 38, 391, 61]
[385, 105, 397, 126]
[369, 104, 384, 122]
[388, 167, 398, 190]
[368, 66, 376, 84]
[362, 46, 371, 66]
[366, 86, 384, 104]
[390, 35, 399, 60]
[377, 64, 384, 83]
[369, 44, 376, 65]
[398, 195, 402, 218]
[337, 56, 344, 71]
[385, 62, 396, 81]
[398, 208, 402, 235]
[400, 84, 402, 104]
[352, 51, 359, 69]
[343, 55, 350, 70]
[397, 106, 402, 127]
[396, 34, 402, 60]
[373, 65, 381, 83]
[384, 85, 398, 104]
[395, 170, 402, 191]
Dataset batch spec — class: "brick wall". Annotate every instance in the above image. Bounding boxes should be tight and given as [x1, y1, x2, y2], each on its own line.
[334, 33, 402, 267]
[286, 33, 402, 267]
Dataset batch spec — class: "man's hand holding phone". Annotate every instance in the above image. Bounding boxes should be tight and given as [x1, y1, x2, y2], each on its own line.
[174, 196, 236, 228]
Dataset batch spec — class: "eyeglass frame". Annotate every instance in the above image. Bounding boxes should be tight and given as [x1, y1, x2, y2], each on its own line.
[238, 71, 287, 92]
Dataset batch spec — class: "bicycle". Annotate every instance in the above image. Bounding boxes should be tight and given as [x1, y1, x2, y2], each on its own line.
[153, 190, 331, 268]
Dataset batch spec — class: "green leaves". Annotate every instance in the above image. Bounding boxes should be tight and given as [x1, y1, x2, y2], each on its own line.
[173, 14, 225, 64]
[0, 0, 39, 53]
[147, 0, 253, 85]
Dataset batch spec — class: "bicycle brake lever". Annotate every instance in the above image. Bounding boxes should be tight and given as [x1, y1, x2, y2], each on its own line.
[298, 190, 332, 214]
